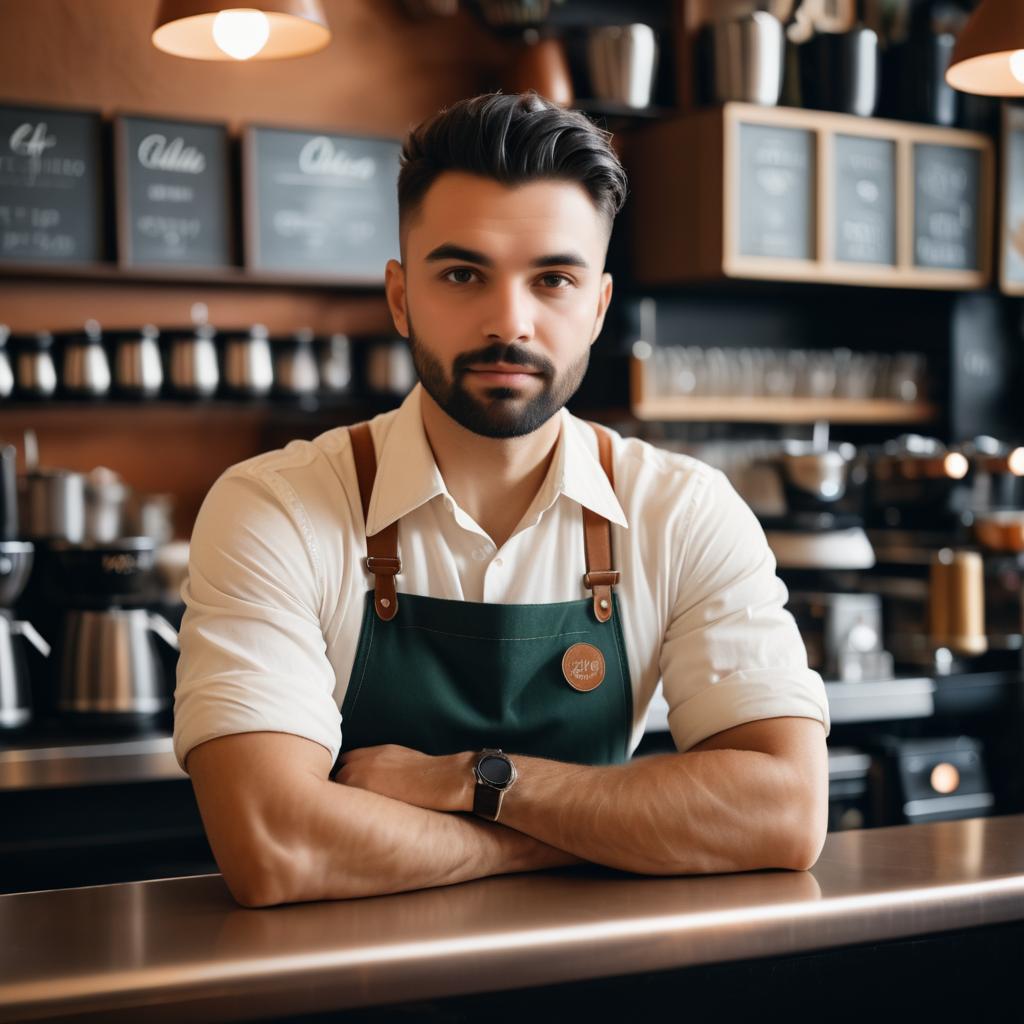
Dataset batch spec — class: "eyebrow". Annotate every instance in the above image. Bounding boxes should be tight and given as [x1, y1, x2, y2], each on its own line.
[424, 243, 589, 270]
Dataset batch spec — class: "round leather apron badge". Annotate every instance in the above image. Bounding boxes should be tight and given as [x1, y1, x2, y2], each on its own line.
[561, 642, 606, 692]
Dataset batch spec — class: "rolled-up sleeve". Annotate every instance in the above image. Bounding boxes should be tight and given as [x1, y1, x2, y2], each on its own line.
[659, 467, 831, 753]
[173, 468, 341, 772]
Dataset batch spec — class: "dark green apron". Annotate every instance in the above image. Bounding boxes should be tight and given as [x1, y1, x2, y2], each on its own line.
[333, 420, 632, 771]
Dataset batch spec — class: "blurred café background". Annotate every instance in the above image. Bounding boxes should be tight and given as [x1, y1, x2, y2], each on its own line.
[1, 0, 1024, 894]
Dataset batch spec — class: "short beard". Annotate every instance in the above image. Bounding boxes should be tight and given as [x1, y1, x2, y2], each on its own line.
[405, 315, 591, 439]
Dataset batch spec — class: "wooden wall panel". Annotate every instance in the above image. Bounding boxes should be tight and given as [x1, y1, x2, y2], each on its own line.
[0, 0, 511, 136]
[0, 0, 509, 534]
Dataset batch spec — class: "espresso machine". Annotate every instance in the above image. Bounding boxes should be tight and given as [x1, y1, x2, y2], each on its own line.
[738, 435, 893, 683]
[15, 442, 181, 733]
[856, 434, 1024, 676]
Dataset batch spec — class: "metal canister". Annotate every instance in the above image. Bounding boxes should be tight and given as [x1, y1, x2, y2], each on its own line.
[318, 333, 352, 394]
[0, 326, 14, 399]
[168, 325, 219, 398]
[223, 324, 274, 397]
[12, 332, 57, 399]
[60, 320, 111, 398]
[113, 325, 164, 399]
[929, 548, 987, 657]
[273, 328, 320, 397]
[24, 468, 86, 544]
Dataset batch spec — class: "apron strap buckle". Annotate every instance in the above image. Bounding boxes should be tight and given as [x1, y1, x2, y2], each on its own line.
[366, 556, 402, 576]
[583, 570, 619, 624]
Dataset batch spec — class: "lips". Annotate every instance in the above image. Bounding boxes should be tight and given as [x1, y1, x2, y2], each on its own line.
[466, 363, 541, 375]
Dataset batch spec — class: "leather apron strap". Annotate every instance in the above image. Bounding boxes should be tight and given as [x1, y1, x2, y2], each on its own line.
[349, 422, 400, 622]
[348, 419, 620, 623]
[582, 420, 620, 624]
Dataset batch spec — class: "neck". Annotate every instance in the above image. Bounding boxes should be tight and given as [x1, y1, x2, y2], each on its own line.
[419, 386, 562, 548]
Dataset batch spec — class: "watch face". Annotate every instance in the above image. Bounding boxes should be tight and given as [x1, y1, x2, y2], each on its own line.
[478, 754, 513, 787]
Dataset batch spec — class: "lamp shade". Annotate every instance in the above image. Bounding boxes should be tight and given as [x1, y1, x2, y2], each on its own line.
[946, 0, 1024, 96]
[152, 1, 330, 61]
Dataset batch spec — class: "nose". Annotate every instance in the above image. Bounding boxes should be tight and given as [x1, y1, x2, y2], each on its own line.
[481, 280, 534, 345]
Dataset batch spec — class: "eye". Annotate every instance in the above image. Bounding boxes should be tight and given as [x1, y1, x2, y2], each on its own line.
[538, 273, 573, 289]
[442, 267, 479, 284]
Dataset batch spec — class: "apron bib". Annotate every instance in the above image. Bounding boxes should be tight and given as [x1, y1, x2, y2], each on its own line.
[333, 419, 633, 771]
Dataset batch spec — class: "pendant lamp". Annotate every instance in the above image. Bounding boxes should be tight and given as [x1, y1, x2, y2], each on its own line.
[946, 0, 1024, 96]
[152, 1, 330, 61]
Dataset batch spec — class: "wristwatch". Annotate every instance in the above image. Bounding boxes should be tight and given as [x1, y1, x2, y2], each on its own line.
[472, 748, 517, 821]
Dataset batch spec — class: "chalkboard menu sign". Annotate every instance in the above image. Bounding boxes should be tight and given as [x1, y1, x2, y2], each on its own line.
[833, 134, 896, 266]
[913, 143, 981, 271]
[1002, 106, 1024, 290]
[244, 126, 400, 281]
[737, 122, 815, 261]
[0, 103, 105, 264]
[116, 115, 233, 269]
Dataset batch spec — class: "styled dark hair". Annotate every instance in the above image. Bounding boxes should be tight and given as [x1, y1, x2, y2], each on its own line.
[397, 92, 628, 234]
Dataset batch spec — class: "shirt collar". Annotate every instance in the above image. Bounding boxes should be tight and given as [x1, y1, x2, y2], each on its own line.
[366, 383, 629, 536]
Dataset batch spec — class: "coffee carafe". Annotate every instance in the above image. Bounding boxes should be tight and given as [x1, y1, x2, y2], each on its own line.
[50, 537, 179, 731]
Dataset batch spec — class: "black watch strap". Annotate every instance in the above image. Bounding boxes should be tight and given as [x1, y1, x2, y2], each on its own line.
[473, 781, 504, 821]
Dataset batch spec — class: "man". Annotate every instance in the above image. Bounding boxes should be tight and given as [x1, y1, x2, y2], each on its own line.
[175, 92, 831, 909]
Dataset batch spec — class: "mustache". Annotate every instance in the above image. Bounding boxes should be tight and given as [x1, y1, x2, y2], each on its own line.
[453, 344, 553, 376]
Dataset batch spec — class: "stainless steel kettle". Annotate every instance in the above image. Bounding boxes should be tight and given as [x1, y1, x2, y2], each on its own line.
[57, 608, 179, 718]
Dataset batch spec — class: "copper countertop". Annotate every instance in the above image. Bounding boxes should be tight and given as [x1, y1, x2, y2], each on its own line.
[2, 814, 1024, 1023]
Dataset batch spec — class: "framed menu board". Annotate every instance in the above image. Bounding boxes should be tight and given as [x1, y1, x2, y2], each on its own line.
[1000, 104, 1024, 294]
[115, 114, 233, 269]
[913, 142, 981, 271]
[0, 103, 106, 265]
[833, 134, 896, 266]
[736, 122, 815, 261]
[629, 102, 993, 290]
[244, 125, 400, 283]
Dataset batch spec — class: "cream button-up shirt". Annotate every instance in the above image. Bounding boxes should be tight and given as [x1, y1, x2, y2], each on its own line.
[173, 383, 830, 770]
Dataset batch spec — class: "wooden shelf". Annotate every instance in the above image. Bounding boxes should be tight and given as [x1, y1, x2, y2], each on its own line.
[0, 394, 399, 425]
[631, 394, 938, 424]
[0, 260, 385, 291]
[629, 355, 938, 424]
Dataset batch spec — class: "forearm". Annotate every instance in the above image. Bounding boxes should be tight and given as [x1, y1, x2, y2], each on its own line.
[257, 776, 583, 905]
[496, 749, 815, 876]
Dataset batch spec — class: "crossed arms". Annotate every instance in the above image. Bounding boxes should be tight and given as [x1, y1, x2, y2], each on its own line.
[186, 714, 828, 908]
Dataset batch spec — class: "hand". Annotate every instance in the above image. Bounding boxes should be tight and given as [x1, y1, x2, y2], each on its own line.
[333, 744, 476, 813]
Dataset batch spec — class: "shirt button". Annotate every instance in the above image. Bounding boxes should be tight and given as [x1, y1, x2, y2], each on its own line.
[494, 557, 503, 567]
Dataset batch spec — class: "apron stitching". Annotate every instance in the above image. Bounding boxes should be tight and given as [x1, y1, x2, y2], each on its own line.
[344, 599, 377, 721]
[394, 625, 591, 642]
[609, 597, 633, 761]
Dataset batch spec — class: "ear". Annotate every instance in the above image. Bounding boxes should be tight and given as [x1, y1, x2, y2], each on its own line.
[384, 258, 409, 338]
[590, 272, 614, 344]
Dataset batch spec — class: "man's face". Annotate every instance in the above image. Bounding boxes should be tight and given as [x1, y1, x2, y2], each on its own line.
[384, 172, 614, 438]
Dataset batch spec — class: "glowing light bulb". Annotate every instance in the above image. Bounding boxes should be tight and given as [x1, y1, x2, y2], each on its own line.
[1010, 50, 1024, 85]
[943, 452, 969, 479]
[212, 8, 270, 61]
